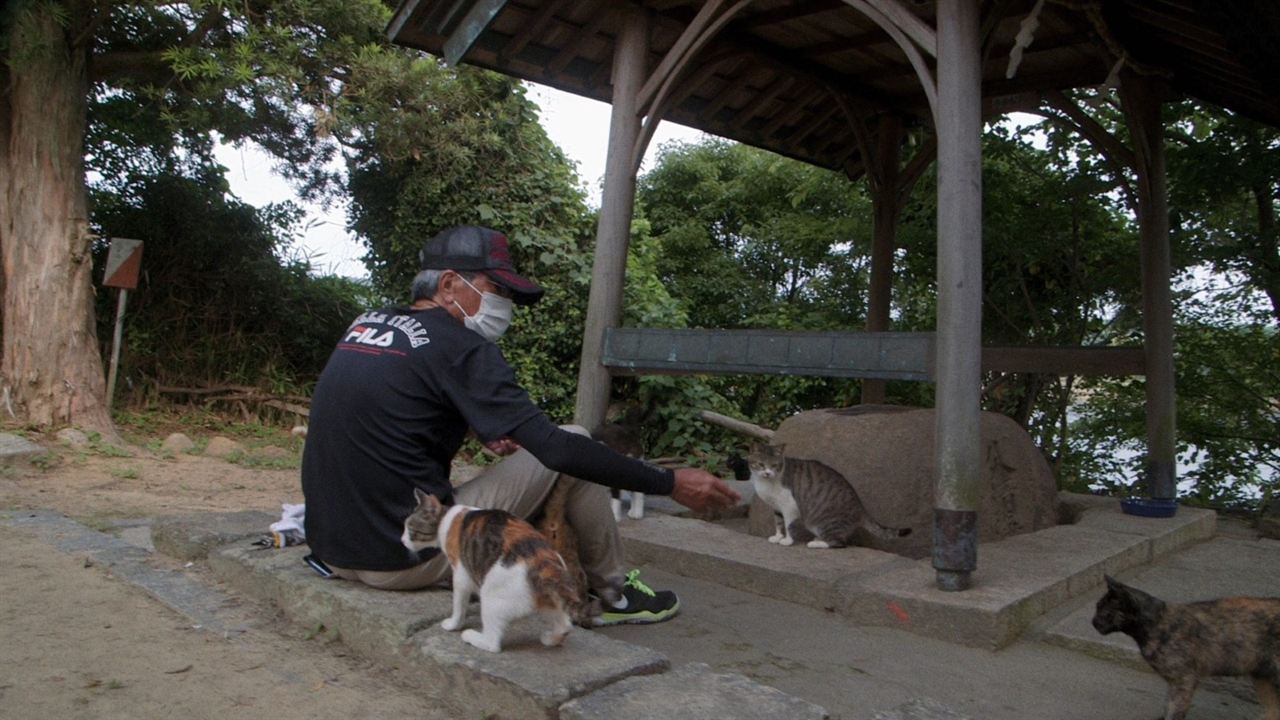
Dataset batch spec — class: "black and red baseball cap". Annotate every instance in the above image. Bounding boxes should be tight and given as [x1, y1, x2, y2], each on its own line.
[418, 225, 544, 305]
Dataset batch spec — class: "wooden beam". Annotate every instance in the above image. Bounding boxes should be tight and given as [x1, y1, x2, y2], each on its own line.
[573, 7, 648, 432]
[784, 102, 841, 150]
[443, 0, 509, 65]
[841, 0, 937, 57]
[637, 0, 730, 114]
[760, 84, 822, 139]
[702, 62, 756, 119]
[500, 0, 573, 62]
[796, 29, 890, 58]
[1121, 71, 1177, 501]
[548, 5, 613, 75]
[735, 0, 846, 30]
[728, 73, 794, 132]
[862, 112, 904, 404]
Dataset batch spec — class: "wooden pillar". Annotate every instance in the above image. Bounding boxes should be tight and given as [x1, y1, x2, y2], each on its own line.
[573, 7, 648, 432]
[1120, 73, 1177, 500]
[862, 113, 904, 404]
[932, 0, 982, 592]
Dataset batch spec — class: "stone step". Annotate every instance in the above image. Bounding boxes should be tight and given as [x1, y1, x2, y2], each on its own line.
[205, 533, 826, 719]
[620, 495, 1216, 649]
[1043, 530, 1280, 674]
[152, 509, 275, 560]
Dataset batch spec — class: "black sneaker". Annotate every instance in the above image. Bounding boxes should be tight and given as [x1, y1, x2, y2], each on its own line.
[594, 569, 680, 626]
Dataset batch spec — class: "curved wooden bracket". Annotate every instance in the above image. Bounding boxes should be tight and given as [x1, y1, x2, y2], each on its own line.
[631, 0, 756, 173]
[839, 0, 939, 124]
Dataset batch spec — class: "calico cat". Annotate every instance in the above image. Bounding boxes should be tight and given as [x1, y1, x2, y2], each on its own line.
[401, 488, 575, 652]
[1093, 575, 1280, 720]
[730, 443, 911, 549]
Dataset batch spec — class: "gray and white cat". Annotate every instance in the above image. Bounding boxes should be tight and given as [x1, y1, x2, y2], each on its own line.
[730, 443, 911, 549]
[592, 408, 647, 520]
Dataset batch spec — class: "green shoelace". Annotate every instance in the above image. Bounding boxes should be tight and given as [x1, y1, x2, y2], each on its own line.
[624, 569, 656, 597]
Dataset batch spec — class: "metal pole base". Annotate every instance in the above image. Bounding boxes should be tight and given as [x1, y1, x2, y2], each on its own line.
[936, 569, 973, 592]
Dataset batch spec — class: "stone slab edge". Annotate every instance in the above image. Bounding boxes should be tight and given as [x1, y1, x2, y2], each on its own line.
[0, 432, 46, 465]
[621, 514, 912, 612]
[559, 662, 829, 720]
[207, 540, 675, 718]
[844, 503, 1214, 649]
[622, 499, 1215, 650]
[152, 510, 276, 561]
[404, 628, 669, 719]
[1, 510, 248, 635]
[207, 542, 448, 668]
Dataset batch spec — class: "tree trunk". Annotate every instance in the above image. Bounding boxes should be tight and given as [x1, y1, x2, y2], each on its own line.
[1252, 184, 1280, 323]
[1, 10, 115, 435]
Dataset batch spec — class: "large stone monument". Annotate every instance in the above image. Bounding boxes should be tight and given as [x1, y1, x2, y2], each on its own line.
[753, 405, 1060, 558]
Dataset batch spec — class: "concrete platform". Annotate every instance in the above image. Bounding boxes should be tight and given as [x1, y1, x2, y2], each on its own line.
[620, 493, 1215, 648]
[6, 492, 1261, 720]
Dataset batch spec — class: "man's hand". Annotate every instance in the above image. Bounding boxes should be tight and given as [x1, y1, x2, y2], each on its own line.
[483, 437, 521, 456]
[670, 467, 741, 513]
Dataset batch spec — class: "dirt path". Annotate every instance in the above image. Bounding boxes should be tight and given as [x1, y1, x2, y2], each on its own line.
[0, 434, 453, 720]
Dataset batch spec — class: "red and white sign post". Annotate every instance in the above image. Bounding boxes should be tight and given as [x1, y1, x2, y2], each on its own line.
[102, 238, 143, 410]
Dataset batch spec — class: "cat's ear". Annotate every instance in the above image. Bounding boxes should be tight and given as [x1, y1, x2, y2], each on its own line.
[413, 487, 431, 505]
[1103, 575, 1123, 592]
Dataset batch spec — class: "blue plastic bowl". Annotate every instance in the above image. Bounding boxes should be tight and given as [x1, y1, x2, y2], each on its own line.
[1120, 497, 1179, 518]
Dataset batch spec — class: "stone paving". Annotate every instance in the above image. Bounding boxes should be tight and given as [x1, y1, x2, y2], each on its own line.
[4, 430, 1272, 720]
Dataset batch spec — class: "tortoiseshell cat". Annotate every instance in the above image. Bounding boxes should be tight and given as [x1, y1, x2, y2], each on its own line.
[730, 443, 911, 549]
[401, 488, 575, 652]
[1094, 575, 1280, 720]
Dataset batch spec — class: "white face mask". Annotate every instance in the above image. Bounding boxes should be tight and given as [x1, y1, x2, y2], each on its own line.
[454, 275, 514, 342]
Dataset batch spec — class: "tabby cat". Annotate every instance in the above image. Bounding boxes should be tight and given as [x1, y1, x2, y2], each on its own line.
[401, 488, 575, 652]
[731, 443, 911, 549]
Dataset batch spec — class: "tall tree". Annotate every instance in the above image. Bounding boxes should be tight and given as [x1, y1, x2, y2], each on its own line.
[0, 0, 384, 432]
[342, 62, 595, 421]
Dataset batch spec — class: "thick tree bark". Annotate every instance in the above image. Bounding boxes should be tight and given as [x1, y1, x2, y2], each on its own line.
[1, 11, 115, 434]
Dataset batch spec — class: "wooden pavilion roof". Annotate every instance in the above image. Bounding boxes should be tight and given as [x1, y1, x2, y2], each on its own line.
[388, 1, 1280, 176]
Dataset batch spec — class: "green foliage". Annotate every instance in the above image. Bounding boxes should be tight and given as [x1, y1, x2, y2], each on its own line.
[1011, 101, 1280, 509]
[638, 139, 871, 330]
[632, 139, 880, 435]
[343, 61, 594, 421]
[1068, 284, 1279, 508]
[76, 0, 393, 201]
[90, 169, 367, 395]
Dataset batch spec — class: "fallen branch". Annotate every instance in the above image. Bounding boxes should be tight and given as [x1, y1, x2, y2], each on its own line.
[698, 410, 775, 440]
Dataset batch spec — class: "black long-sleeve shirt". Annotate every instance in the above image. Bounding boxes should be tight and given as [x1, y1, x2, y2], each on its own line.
[302, 305, 671, 571]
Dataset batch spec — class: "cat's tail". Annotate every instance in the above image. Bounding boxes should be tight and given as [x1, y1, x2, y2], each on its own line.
[528, 551, 581, 612]
[869, 522, 912, 539]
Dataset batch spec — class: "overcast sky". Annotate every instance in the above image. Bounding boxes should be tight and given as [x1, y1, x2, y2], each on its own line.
[215, 84, 706, 279]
